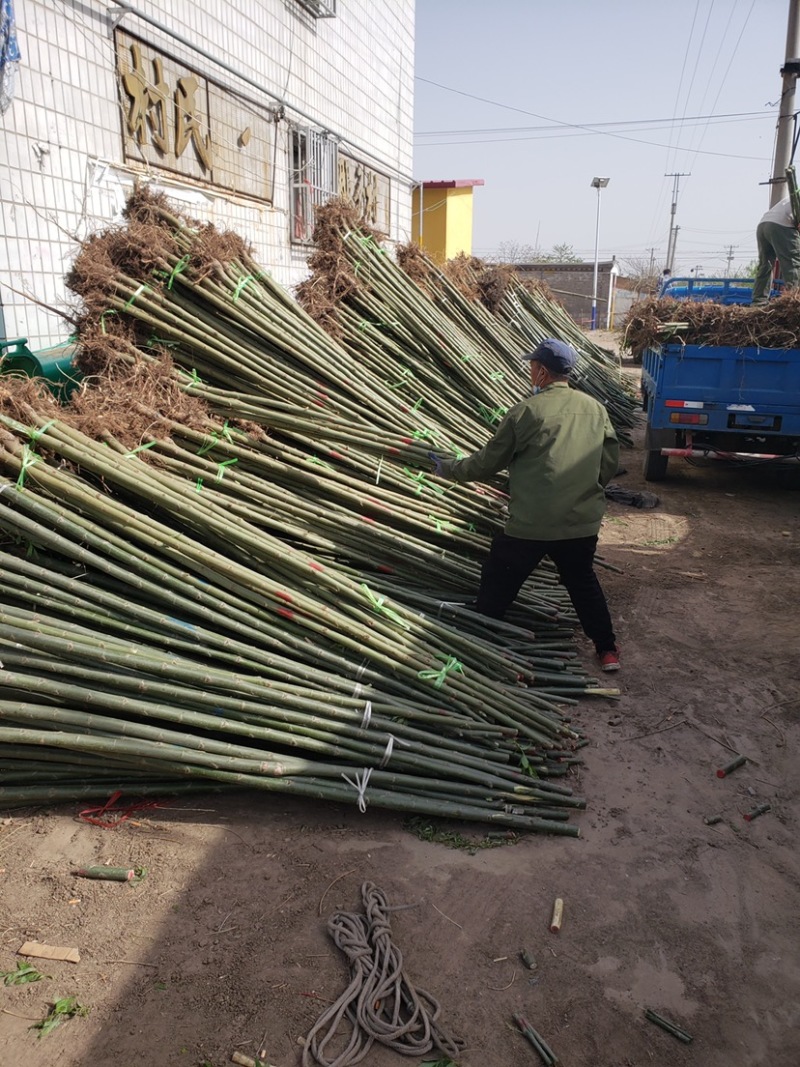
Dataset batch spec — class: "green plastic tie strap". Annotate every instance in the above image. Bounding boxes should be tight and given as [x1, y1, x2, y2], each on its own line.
[216, 458, 238, 480]
[417, 655, 464, 689]
[15, 445, 40, 490]
[124, 441, 156, 458]
[387, 369, 414, 389]
[28, 420, 55, 443]
[197, 430, 221, 457]
[99, 310, 118, 335]
[428, 514, 452, 534]
[198, 422, 235, 457]
[403, 467, 429, 495]
[478, 403, 507, 426]
[233, 274, 255, 302]
[124, 282, 151, 310]
[360, 584, 411, 631]
[167, 254, 191, 289]
[307, 455, 335, 471]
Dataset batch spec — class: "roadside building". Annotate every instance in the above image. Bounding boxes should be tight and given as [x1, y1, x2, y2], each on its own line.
[515, 260, 619, 330]
[412, 179, 484, 264]
[0, 0, 415, 347]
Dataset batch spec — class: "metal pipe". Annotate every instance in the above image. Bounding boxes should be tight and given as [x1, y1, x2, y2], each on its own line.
[769, 0, 800, 206]
[590, 176, 609, 331]
[661, 448, 789, 460]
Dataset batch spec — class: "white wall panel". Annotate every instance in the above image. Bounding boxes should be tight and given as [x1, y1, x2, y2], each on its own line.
[1, 0, 415, 347]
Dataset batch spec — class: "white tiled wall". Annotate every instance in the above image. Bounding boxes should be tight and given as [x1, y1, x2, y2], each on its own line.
[1, 0, 415, 348]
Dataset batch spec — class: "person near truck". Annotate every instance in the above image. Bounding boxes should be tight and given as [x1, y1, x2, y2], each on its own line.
[752, 195, 800, 304]
[429, 338, 621, 672]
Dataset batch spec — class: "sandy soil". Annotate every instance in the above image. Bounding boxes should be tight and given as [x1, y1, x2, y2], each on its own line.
[1, 341, 799, 1067]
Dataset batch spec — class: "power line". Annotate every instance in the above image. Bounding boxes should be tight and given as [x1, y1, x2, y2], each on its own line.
[685, 0, 758, 170]
[414, 77, 772, 160]
[415, 109, 772, 137]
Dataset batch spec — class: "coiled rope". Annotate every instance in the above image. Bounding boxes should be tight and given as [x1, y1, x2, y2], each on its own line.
[302, 881, 465, 1066]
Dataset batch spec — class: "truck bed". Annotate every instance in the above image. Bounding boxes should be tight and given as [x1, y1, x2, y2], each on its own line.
[642, 342, 800, 436]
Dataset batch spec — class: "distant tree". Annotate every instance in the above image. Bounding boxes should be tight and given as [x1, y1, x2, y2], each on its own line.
[548, 243, 583, 263]
[528, 243, 584, 264]
[740, 259, 758, 278]
[621, 255, 665, 293]
[491, 241, 584, 265]
[491, 240, 539, 264]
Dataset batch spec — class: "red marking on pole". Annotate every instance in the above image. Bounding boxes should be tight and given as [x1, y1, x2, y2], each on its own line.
[275, 590, 293, 603]
[377, 564, 394, 574]
[400, 437, 412, 445]
[309, 561, 324, 572]
[329, 450, 345, 460]
[387, 447, 400, 455]
[361, 515, 375, 524]
[277, 607, 294, 620]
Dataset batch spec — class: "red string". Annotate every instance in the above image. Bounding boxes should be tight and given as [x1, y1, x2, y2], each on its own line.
[78, 791, 168, 829]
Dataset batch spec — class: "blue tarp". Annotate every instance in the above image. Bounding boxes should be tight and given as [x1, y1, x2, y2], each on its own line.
[1, 0, 21, 116]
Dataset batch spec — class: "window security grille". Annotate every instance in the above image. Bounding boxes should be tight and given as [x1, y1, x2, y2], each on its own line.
[294, 0, 337, 18]
[291, 128, 338, 244]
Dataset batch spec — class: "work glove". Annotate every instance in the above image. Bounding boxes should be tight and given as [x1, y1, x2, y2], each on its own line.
[428, 451, 445, 476]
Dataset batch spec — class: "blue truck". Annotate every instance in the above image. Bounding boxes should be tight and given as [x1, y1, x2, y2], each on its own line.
[639, 278, 800, 480]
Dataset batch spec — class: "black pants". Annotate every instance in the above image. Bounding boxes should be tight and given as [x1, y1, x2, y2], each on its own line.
[475, 533, 617, 654]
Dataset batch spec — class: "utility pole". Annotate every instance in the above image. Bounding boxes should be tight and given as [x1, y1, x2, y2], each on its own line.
[724, 244, 738, 275]
[648, 247, 656, 273]
[665, 172, 690, 273]
[769, 0, 800, 206]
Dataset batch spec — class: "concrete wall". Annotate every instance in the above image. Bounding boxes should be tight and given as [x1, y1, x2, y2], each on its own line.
[1, 0, 415, 348]
[516, 262, 617, 329]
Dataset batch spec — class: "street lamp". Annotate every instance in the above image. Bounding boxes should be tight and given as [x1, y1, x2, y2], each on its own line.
[590, 176, 610, 330]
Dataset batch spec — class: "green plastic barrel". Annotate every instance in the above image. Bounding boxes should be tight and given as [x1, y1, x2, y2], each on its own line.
[0, 338, 82, 399]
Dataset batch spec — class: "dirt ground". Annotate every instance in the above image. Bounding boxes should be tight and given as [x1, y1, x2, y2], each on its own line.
[1, 336, 799, 1067]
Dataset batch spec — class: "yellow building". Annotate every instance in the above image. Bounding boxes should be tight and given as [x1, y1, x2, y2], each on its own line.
[412, 179, 484, 262]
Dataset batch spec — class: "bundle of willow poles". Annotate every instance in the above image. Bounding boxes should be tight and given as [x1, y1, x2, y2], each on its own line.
[0, 398, 603, 829]
[0, 189, 622, 828]
[410, 251, 638, 444]
[298, 203, 637, 445]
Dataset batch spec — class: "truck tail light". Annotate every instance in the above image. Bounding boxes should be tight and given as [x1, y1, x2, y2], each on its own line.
[669, 412, 708, 425]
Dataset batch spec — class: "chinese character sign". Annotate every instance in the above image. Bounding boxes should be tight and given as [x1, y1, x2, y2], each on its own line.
[338, 156, 390, 234]
[115, 31, 272, 201]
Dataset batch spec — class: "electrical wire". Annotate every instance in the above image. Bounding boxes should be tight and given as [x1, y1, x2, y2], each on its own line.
[415, 109, 773, 138]
[415, 76, 771, 160]
[684, 0, 758, 171]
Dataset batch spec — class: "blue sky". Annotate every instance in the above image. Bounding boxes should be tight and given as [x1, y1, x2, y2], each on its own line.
[413, 0, 790, 275]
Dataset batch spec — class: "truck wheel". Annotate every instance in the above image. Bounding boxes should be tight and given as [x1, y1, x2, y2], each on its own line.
[643, 449, 668, 481]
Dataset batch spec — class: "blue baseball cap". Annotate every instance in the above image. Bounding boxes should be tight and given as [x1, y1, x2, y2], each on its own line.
[523, 338, 578, 375]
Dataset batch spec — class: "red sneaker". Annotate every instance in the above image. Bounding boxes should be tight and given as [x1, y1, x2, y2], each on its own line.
[598, 649, 621, 672]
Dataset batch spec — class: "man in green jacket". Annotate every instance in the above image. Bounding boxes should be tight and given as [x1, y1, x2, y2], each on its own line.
[431, 338, 621, 671]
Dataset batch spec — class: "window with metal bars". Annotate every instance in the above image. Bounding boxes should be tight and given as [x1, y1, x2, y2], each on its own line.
[290, 127, 338, 244]
[293, 0, 337, 17]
